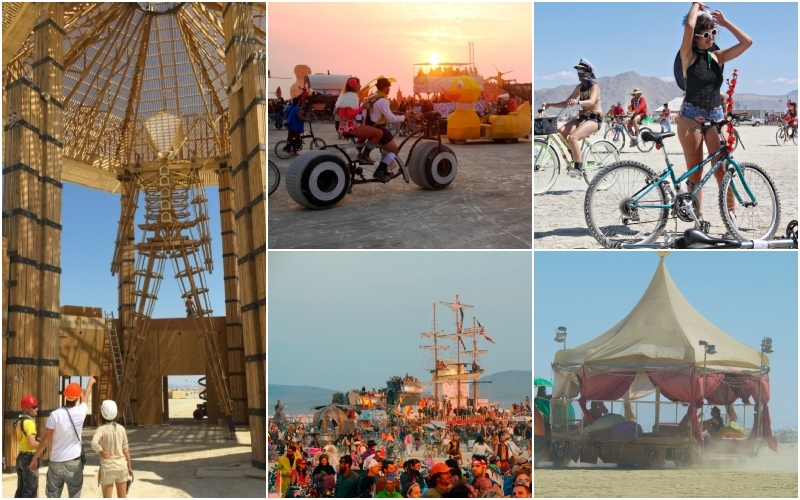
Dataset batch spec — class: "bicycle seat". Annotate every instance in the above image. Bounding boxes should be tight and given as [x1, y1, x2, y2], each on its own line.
[641, 130, 675, 143]
[675, 228, 742, 249]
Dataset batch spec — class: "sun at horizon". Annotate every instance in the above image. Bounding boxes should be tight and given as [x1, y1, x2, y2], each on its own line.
[429, 52, 440, 67]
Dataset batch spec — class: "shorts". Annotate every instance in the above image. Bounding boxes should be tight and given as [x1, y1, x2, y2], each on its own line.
[99, 467, 129, 486]
[576, 111, 603, 127]
[376, 125, 394, 145]
[680, 102, 724, 123]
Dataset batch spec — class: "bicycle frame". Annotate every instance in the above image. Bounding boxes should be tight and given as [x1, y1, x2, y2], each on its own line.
[630, 140, 756, 211]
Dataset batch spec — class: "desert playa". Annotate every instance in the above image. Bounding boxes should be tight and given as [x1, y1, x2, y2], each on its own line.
[535, 444, 798, 497]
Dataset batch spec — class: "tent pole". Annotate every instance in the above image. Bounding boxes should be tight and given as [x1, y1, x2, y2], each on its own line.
[655, 387, 661, 434]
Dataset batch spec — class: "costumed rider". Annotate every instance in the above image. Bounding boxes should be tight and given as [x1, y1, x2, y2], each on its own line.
[364, 78, 412, 183]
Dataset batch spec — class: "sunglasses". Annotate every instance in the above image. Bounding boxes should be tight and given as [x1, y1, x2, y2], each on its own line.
[515, 478, 531, 484]
[695, 29, 717, 39]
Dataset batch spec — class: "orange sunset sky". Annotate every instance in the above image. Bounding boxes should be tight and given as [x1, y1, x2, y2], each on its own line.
[268, 2, 532, 98]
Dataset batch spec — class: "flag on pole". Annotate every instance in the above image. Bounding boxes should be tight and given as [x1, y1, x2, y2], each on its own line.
[477, 320, 495, 344]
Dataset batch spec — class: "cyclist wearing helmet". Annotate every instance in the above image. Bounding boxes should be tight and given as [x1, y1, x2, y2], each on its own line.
[541, 58, 603, 178]
[15, 395, 40, 497]
[678, 2, 752, 219]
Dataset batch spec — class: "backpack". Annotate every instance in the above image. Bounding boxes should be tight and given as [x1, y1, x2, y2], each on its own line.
[364, 97, 387, 127]
[14, 414, 33, 442]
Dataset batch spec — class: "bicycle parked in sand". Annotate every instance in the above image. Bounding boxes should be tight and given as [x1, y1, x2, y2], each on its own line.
[534, 107, 620, 194]
[584, 112, 780, 249]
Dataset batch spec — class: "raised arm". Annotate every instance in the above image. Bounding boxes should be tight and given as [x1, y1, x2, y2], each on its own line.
[681, 2, 705, 62]
[713, 10, 753, 65]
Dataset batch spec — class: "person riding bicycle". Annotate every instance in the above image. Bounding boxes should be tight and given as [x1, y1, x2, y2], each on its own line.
[785, 100, 798, 138]
[364, 77, 413, 183]
[541, 58, 603, 178]
[677, 2, 752, 222]
[285, 97, 310, 153]
[335, 77, 383, 164]
[627, 88, 648, 146]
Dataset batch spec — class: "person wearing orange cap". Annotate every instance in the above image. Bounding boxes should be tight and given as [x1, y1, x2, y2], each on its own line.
[15, 395, 40, 497]
[30, 376, 96, 498]
[422, 462, 451, 497]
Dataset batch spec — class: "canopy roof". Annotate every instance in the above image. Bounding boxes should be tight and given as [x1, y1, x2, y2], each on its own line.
[554, 256, 767, 377]
[3, 2, 266, 192]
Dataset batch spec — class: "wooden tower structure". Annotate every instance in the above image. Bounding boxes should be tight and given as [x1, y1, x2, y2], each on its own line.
[2, 2, 266, 469]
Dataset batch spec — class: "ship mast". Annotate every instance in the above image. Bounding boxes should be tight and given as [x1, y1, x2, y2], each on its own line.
[420, 303, 446, 419]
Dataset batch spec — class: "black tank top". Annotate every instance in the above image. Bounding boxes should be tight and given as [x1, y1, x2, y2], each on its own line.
[684, 52, 723, 111]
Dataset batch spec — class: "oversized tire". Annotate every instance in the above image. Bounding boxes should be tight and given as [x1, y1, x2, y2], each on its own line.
[408, 141, 457, 190]
[193, 408, 204, 420]
[286, 151, 351, 209]
[275, 140, 294, 160]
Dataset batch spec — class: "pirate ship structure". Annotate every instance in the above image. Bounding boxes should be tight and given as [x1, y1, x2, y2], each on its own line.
[420, 295, 493, 420]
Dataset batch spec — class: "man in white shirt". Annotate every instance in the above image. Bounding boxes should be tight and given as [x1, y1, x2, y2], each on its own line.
[31, 376, 96, 498]
[364, 78, 412, 183]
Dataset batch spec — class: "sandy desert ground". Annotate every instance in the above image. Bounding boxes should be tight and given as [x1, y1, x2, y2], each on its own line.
[534, 123, 798, 248]
[3, 398, 266, 498]
[534, 442, 798, 497]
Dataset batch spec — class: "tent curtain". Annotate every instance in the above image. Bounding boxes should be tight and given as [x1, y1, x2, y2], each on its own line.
[577, 369, 635, 425]
[647, 369, 724, 446]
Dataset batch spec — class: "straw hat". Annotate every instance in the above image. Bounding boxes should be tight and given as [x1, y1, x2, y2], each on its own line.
[630, 88, 643, 96]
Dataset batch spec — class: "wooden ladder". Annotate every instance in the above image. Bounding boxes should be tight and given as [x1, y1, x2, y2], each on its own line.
[105, 312, 134, 426]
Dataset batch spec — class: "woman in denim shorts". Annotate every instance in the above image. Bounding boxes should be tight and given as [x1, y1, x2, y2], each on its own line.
[677, 2, 752, 218]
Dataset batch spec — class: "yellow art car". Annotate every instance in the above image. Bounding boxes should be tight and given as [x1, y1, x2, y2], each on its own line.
[441, 76, 532, 144]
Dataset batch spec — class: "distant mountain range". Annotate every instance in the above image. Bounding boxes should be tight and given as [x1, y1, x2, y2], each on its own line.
[534, 71, 797, 113]
[269, 370, 532, 415]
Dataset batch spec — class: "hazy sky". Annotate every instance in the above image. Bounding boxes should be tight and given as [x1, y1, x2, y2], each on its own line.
[268, 2, 532, 98]
[58, 183, 227, 320]
[268, 251, 532, 392]
[535, 2, 798, 96]
[534, 252, 798, 431]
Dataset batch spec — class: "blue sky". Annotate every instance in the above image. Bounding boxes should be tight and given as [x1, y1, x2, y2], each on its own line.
[534, 252, 798, 431]
[268, 251, 532, 392]
[60, 183, 226, 320]
[535, 2, 798, 96]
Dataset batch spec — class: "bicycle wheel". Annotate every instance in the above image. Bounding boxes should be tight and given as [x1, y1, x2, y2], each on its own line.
[584, 161, 669, 248]
[534, 138, 559, 194]
[582, 139, 619, 189]
[307, 111, 317, 123]
[604, 126, 625, 152]
[310, 137, 326, 150]
[636, 127, 655, 152]
[719, 162, 780, 241]
[776, 127, 786, 146]
[274, 140, 294, 160]
[268, 160, 280, 196]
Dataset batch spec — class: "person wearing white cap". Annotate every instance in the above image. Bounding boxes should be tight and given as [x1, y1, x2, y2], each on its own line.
[91, 400, 132, 498]
[541, 58, 604, 178]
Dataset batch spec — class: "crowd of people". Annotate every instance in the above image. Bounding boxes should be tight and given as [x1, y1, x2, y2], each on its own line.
[270, 399, 533, 498]
[417, 66, 480, 78]
[272, 431, 532, 497]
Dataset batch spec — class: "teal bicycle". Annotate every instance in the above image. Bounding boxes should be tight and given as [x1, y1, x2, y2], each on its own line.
[584, 113, 780, 248]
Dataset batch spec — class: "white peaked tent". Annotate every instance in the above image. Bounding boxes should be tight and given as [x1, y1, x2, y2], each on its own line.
[553, 255, 768, 399]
